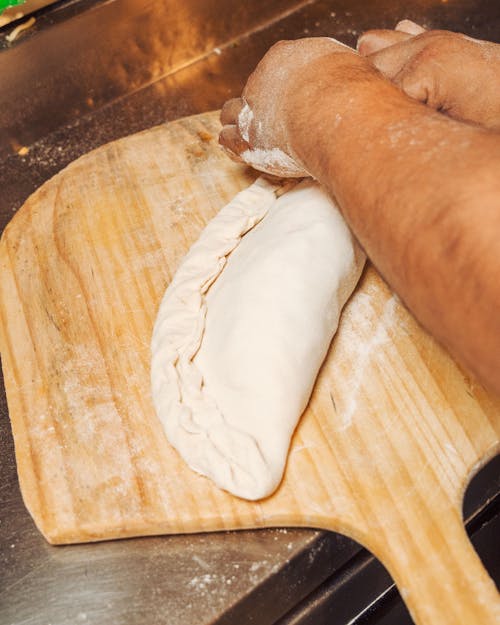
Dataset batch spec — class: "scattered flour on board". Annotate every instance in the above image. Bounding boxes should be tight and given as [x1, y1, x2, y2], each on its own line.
[129, 249, 165, 273]
[337, 292, 399, 431]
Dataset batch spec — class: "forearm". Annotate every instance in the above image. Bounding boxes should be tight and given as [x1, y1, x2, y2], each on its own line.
[289, 65, 500, 390]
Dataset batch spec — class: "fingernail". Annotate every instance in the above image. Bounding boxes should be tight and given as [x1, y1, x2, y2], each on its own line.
[356, 33, 381, 55]
[356, 35, 364, 52]
[395, 19, 426, 35]
[356, 33, 370, 53]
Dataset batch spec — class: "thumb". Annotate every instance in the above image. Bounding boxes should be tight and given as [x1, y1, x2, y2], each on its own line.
[366, 37, 429, 80]
[357, 29, 412, 55]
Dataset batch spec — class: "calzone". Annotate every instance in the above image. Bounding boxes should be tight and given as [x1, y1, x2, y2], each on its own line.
[151, 178, 365, 500]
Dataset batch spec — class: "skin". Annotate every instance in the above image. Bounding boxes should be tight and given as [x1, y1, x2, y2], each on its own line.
[359, 21, 500, 130]
[219, 23, 500, 394]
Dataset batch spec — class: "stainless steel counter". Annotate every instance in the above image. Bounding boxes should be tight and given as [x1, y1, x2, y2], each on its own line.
[0, 1, 499, 624]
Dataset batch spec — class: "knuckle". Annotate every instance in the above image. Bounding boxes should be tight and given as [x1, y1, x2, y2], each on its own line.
[399, 64, 443, 109]
[421, 31, 466, 54]
[408, 40, 445, 67]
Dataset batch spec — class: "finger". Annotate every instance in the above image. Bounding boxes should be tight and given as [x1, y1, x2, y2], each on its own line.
[394, 70, 433, 107]
[218, 125, 249, 158]
[220, 98, 244, 126]
[395, 19, 426, 35]
[367, 37, 426, 79]
[357, 30, 413, 55]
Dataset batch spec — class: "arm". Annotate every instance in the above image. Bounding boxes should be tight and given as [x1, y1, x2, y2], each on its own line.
[220, 39, 500, 393]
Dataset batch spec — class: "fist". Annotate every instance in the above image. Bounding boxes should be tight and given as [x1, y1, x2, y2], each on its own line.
[219, 37, 361, 178]
[358, 20, 500, 129]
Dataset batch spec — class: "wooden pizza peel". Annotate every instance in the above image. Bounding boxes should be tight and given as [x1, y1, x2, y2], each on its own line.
[0, 111, 499, 625]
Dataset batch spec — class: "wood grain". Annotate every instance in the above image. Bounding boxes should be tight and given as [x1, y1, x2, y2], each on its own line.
[0, 111, 499, 625]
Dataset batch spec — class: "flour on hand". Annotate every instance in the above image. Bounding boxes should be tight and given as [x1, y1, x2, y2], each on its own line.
[241, 148, 305, 178]
[236, 101, 305, 177]
[151, 179, 365, 500]
[238, 102, 254, 143]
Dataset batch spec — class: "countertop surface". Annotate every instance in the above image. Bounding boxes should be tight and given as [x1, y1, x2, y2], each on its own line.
[0, 1, 499, 624]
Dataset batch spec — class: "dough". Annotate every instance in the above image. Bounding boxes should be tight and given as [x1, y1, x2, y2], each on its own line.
[151, 178, 365, 500]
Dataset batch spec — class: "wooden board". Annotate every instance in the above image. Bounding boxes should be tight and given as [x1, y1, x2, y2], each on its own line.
[0, 111, 499, 625]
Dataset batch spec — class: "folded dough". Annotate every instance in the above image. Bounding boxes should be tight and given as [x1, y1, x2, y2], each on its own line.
[151, 178, 365, 500]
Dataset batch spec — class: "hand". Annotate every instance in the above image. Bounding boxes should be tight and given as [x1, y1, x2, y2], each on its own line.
[358, 20, 500, 129]
[219, 37, 371, 177]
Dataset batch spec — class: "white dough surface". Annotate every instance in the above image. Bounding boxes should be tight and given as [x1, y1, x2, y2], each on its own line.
[151, 178, 365, 500]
